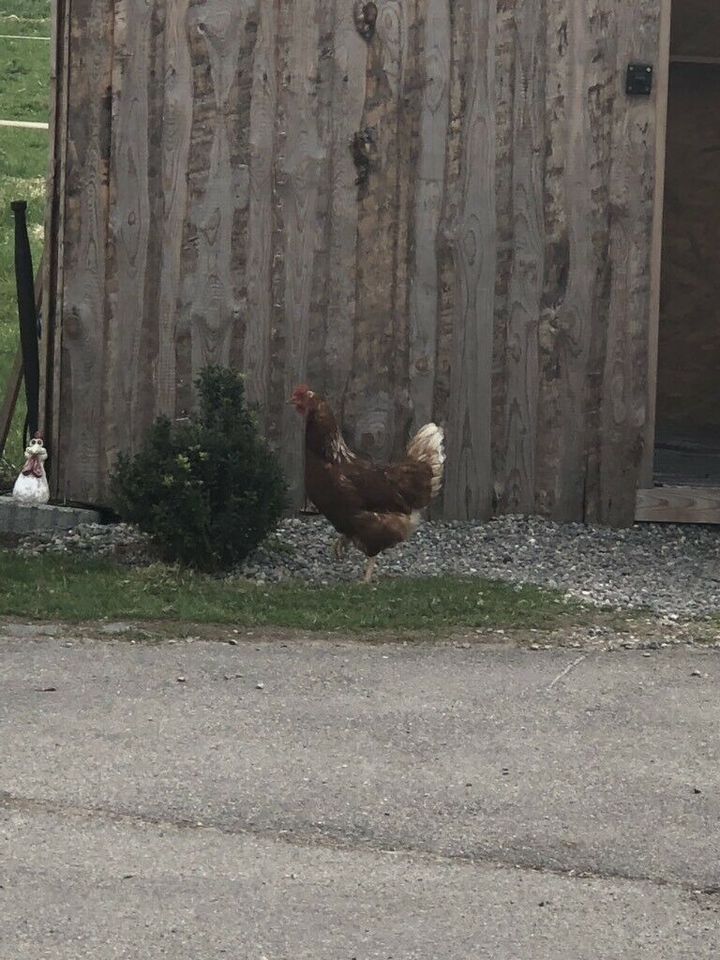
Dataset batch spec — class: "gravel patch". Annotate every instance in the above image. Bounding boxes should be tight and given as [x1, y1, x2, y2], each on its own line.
[15, 523, 152, 564]
[13, 515, 720, 619]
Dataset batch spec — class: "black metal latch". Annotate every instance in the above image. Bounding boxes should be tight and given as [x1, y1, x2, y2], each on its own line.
[626, 63, 653, 96]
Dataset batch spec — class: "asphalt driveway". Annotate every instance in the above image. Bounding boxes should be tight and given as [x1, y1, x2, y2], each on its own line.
[1, 625, 718, 958]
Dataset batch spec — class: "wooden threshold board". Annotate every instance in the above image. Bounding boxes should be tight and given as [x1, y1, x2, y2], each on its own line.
[636, 486, 720, 524]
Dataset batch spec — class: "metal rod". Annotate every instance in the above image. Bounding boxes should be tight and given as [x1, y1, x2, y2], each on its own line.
[11, 200, 40, 443]
[0, 119, 49, 129]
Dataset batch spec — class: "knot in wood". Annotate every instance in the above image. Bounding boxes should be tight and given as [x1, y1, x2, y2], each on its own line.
[350, 128, 374, 190]
[353, 2, 378, 40]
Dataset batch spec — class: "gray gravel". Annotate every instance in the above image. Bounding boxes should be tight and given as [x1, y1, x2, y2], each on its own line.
[14, 515, 720, 618]
[15, 522, 151, 562]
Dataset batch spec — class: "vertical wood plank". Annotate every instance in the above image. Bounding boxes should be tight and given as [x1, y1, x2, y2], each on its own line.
[534, 0, 597, 520]
[345, 0, 411, 463]
[388, 0, 421, 454]
[181, 2, 251, 380]
[243, 0, 278, 423]
[575, 3, 617, 524]
[156, 0, 193, 419]
[498, 0, 546, 513]
[490, 2, 516, 507]
[596, 0, 662, 523]
[641, 0, 672, 488]
[43, 0, 71, 489]
[56, 0, 114, 503]
[322, 2, 367, 415]
[441, 0, 496, 520]
[227, 4, 262, 377]
[274, 0, 324, 505]
[434, 0, 463, 490]
[102, 0, 153, 481]
[0, 350, 23, 457]
[408, 0, 450, 432]
[304, 0, 336, 394]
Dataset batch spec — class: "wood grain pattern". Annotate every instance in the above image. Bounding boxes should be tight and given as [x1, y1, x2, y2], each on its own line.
[386, 0, 418, 455]
[183, 2, 247, 377]
[442, 0, 496, 519]
[47, 0, 666, 523]
[433, 0, 465, 507]
[490, 2, 518, 504]
[535, 0, 598, 521]
[243, 0, 277, 423]
[409, 0, 449, 433]
[103, 0, 153, 473]
[498, 0, 545, 513]
[345, 0, 411, 464]
[597, 0, 660, 524]
[636, 485, 720, 524]
[275, 0, 324, 506]
[155, 0, 193, 419]
[580, 3, 622, 524]
[56, 0, 114, 503]
[322, 1, 367, 414]
[0, 349, 24, 457]
[42, 0, 70, 480]
[641, 0, 672, 488]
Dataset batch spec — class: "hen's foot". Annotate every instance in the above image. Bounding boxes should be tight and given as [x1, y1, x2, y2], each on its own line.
[362, 557, 377, 583]
[332, 536, 350, 560]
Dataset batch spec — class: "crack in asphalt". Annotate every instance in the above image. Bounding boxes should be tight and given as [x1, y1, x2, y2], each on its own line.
[1, 789, 714, 897]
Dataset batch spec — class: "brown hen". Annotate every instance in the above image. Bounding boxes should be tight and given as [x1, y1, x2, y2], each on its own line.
[291, 385, 445, 581]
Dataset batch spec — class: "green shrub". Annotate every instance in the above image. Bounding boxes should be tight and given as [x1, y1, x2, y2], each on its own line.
[110, 366, 286, 571]
[0, 456, 17, 493]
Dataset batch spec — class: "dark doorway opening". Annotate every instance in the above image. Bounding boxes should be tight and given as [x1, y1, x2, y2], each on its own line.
[654, 1, 720, 485]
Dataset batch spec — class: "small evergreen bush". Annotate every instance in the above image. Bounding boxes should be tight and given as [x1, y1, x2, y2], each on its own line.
[0, 457, 16, 493]
[110, 366, 286, 571]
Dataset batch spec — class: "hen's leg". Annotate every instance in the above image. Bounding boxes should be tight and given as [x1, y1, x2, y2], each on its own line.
[362, 556, 377, 583]
[333, 535, 350, 560]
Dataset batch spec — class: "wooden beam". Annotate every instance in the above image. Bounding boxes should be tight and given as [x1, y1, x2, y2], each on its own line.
[670, 55, 720, 66]
[442, 0, 496, 520]
[636, 485, 720, 524]
[43, 0, 72, 499]
[641, 0, 673, 488]
[55, 0, 114, 504]
[0, 349, 23, 459]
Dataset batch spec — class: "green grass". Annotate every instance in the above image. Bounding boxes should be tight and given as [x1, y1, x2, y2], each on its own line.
[0, 552, 586, 632]
[0, 0, 50, 22]
[0, 0, 50, 471]
[0, 34, 52, 119]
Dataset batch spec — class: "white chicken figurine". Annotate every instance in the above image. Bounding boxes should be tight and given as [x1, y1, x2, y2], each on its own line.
[12, 433, 50, 505]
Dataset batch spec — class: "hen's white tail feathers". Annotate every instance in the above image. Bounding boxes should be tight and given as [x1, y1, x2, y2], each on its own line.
[406, 423, 445, 499]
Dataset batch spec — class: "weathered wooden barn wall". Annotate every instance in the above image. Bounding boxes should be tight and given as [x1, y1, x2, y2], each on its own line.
[46, 0, 664, 523]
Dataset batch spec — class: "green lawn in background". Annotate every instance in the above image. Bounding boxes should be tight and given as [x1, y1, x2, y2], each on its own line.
[0, 0, 50, 475]
[0, 0, 50, 18]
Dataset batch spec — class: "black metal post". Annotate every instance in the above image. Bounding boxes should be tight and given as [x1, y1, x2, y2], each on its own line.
[11, 200, 40, 444]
